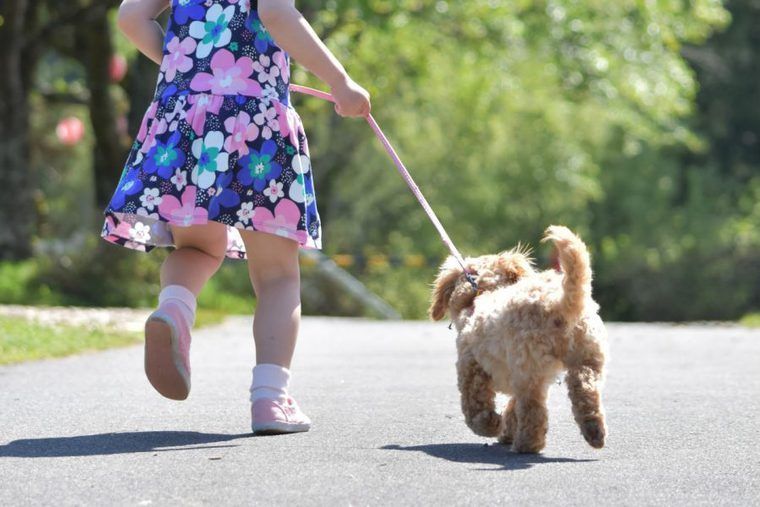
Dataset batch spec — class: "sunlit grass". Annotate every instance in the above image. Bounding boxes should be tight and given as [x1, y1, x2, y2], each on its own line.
[0, 308, 233, 365]
[0, 316, 139, 365]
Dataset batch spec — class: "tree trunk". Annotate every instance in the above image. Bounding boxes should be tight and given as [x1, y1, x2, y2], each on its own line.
[0, 0, 36, 260]
[77, 5, 129, 209]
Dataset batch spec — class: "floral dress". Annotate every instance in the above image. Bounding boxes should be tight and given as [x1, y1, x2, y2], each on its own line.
[101, 0, 321, 259]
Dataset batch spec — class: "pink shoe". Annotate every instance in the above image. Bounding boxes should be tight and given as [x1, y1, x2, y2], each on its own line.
[251, 397, 312, 435]
[144, 303, 192, 400]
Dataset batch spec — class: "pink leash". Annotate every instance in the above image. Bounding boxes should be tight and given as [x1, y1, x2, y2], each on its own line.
[290, 84, 478, 289]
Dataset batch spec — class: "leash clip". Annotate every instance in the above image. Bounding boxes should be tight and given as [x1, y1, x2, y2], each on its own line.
[465, 271, 478, 292]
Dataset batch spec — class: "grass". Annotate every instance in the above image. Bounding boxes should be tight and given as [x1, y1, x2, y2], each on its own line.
[0, 308, 235, 365]
[739, 313, 760, 328]
[0, 316, 140, 365]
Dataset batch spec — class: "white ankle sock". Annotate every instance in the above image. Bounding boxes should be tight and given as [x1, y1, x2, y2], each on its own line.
[250, 363, 290, 403]
[158, 285, 197, 327]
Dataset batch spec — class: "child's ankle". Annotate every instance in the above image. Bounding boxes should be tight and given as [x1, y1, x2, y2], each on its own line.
[158, 284, 197, 327]
[250, 363, 291, 403]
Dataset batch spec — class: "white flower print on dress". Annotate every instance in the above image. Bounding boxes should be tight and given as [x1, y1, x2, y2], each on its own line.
[236, 202, 255, 224]
[171, 168, 188, 191]
[139, 187, 163, 211]
[191, 131, 229, 189]
[252, 102, 279, 140]
[288, 154, 310, 203]
[253, 54, 280, 87]
[129, 222, 151, 242]
[263, 180, 284, 203]
[260, 85, 279, 105]
[188, 4, 236, 59]
[131, 151, 144, 167]
[165, 96, 188, 132]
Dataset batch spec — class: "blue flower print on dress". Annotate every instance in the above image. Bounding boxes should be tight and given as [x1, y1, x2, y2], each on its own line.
[208, 171, 241, 219]
[110, 176, 144, 210]
[238, 139, 282, 192]
[143, 131, 186, 179]
[245, 12, 275, 53]
[189, 4, 236, 59]
[173, 0, 205, 24]
[102, 0, 323, 258]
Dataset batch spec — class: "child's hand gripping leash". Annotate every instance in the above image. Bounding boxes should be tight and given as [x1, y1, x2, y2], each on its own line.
[290, 84, 478, 291]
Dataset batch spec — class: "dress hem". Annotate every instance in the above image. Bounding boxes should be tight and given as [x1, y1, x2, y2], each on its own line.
[101, 211, 322, 260]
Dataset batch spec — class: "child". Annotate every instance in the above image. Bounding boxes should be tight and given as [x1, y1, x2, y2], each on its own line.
[102, 0, 370, 434]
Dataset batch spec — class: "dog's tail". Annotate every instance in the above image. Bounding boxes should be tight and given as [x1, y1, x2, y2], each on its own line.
[541, 225, 592, 323]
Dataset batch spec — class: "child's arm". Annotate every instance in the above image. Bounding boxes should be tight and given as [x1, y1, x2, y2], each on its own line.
[258, 0, 371, 118]
[117, 0, 170, 65]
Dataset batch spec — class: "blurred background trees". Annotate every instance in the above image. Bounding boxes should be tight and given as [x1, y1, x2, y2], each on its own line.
[0, 0, 757, 321]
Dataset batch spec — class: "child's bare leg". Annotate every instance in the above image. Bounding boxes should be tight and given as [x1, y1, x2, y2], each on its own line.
[240, 231, 310, 433]
[160, 222, 228, 295]
[239, 230, 301, 367]
[144, 222, 227, 400]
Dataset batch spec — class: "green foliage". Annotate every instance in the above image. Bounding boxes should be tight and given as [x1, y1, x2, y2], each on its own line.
[16, 0, 760, 321]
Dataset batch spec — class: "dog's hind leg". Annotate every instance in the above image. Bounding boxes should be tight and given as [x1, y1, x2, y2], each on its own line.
[457, 352, 501, 437]
[511, 385, 550, 453]
[565, 328, 607, 449]
[497, 397, 517, 445]
[565, 361, 606, 449]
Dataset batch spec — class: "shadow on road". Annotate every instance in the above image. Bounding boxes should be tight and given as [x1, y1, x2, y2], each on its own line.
[0, 431, 251, 458]
[382, 443, 596, 470]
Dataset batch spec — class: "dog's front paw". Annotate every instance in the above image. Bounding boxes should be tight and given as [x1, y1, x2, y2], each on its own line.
[467, 410, 502, 437]
[497, 428, 513, 445]
[580, 416, 606, 449]
[511, 439, 545, 454]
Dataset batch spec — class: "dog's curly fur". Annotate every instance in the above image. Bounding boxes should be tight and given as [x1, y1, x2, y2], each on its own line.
[429, 225, 608, 453]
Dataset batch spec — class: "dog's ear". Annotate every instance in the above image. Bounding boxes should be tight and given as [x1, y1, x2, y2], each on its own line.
[496, 245, 533, 284]
[429, 256, 461, 321]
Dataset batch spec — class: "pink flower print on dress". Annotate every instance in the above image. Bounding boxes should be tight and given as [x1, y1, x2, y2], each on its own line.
[252, 102, 279, 140]
[161, 36, 197, 82]
[186, 93, 224, 136]
[136, 207, 159, 220]
[253, 199, 308, 243]
[272, 51, 289, 83]
[158, 185, 209, 226]
[106, 216, 134, 241]
[137, 101, 159, 143]
[252, 54, 280, 87]
[274, 101, 299, 147]
[140, 117, 168, 154]
[189, 49, 262, 96]
[223, 112, 259, 156]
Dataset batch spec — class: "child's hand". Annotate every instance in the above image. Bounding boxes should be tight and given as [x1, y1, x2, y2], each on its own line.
[330, 77, 371, 118]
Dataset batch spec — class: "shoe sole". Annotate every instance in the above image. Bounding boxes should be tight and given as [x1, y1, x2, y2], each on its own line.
[144, 315, 190, 401]
[252, 422, 311, 435]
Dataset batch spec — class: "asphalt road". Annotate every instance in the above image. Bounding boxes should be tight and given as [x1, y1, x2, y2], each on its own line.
[1, 318, 759, 506]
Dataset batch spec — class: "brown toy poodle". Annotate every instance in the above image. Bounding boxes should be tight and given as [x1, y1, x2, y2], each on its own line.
[429, 226, 608, 453]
